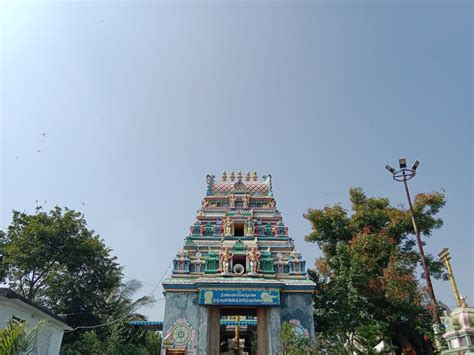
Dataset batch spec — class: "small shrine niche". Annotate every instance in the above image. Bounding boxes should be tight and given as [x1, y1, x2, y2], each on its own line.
[191, 251, 205, 273]
[231, 240, 247, 275]
[275, 252, 286, 273]
[189, 221, 201, 236]
[273, 221, 288, 237]
[173, 249, 190, 274]
[288, 250, 306, 275]
[204, 250, 219, 274]
[259, 249, 275, 274]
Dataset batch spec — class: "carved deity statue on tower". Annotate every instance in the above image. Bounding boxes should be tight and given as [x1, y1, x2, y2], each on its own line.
[228, 195, 236, 208]
[245, 217, 255, 237]
[219, 247, 232, 274]
[247, 247, 261, 274]
[242, 195, 250, 209]
[224, 217, 234, 236]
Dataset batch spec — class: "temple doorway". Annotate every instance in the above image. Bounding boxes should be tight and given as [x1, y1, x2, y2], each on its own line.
[220, 308, 257, 355]
[208, 307, 268, 355]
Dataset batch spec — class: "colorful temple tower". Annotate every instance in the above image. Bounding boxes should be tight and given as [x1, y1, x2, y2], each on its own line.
[161, 172, 315, 355]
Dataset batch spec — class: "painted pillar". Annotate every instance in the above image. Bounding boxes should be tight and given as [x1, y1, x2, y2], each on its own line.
[268, 307, 282, 354]
[257, 307, 268, 355]
[208, 307, 220, 355]
[196, 305, 209, 355]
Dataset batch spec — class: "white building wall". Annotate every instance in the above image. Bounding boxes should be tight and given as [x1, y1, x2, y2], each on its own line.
[0, 298, 67, 355]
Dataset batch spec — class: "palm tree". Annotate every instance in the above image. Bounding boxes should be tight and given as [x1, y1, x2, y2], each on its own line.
[101, 279, 155, 349]
[0, 319, 46, 355]
[103, 279, 155, 322]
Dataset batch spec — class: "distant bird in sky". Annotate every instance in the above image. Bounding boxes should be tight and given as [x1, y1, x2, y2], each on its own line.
[42, 132, 46, 137]
[37, 150, 41, 153]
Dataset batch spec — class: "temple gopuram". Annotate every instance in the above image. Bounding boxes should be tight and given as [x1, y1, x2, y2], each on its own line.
[161, 171, 315, 355]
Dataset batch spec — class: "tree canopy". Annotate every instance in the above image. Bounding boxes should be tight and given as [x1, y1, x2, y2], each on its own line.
[305, 188, 446, 353]
[0, 206, 160, 353]
[0, 206, 122, 332]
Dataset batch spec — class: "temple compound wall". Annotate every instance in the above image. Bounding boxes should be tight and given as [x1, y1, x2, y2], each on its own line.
[161, 172, 316, 355]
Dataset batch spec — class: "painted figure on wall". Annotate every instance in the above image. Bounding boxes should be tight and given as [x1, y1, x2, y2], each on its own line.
[224, 217, 233, 236]
[228, 195, 236, 208]
[243, 195, 250, 208]
[219, 247, 232, 274]
[246, 217, 255, 237]
[247, 247, 261, 274]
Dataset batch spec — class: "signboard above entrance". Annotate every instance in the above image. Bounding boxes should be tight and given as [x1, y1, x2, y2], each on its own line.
[198, 289, 280, 306]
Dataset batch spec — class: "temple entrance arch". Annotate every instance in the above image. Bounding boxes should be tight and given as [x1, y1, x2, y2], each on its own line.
[208, 306, 269, 355]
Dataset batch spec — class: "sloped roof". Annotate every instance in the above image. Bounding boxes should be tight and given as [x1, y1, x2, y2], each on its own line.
[0, 288, 72, 330]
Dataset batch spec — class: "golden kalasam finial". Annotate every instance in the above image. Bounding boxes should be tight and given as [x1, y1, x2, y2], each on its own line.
[253, 170, 257, 181]
[230, 171, 235, 182]
[222, 171, 227, 181]
[439, 248, 462, 308]
[237, 170, 242, 182]
[246, 171, 250, 181]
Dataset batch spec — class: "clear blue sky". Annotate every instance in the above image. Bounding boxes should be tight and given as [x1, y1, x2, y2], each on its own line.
[1, 1, 472, 321]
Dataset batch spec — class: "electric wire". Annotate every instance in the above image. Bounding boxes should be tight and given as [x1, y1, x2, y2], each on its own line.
[65, 261, 173, 332]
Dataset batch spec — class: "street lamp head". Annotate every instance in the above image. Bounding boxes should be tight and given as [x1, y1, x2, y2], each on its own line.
[412, 160, 420, 171]
[399, 158, 407, 169]
[387, 158, 417, 181]
[385, 165, 396, 174]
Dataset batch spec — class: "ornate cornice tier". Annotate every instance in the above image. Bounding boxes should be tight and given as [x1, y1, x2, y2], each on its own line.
[169, 172, 312, 284]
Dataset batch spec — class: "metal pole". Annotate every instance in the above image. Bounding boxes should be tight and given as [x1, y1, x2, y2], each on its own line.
[402, 170, 441, 327]
[439, 248, 462, 308]
[445, 258, 462, 308]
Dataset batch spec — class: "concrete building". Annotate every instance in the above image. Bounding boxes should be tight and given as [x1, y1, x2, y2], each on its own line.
[0, 288, 72, 354]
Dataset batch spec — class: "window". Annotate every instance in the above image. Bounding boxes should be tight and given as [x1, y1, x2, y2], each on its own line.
[234, 224, 244, 237]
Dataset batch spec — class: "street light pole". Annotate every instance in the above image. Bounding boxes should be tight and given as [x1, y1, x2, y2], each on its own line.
[385, 159, 442, 329]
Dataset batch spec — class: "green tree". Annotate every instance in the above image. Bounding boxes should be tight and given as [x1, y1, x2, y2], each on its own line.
[60, 331, 159, 355]
[0, 319, 46, 355]
[305, 188, 446, 353]
[0, 206, 122, 340]
[0, 207, 160, 353]
[279, 322, 316, 355]
[100, 280, 155, 353]
[59, 331, 106, 355]
[60, 280, 159, 355]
